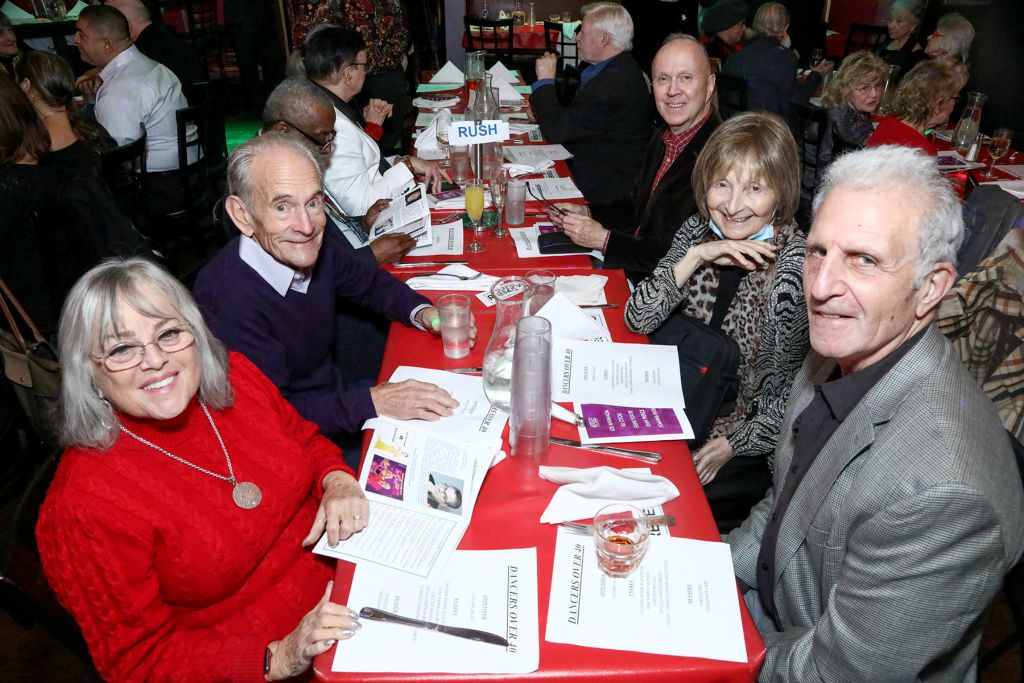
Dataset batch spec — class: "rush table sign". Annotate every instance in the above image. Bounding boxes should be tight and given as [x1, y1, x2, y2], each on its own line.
[449, 120, 510, 146]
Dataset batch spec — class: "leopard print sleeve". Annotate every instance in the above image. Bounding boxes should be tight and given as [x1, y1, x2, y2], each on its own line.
[625, 213, 707, 334]
[726, 225, 811, 466]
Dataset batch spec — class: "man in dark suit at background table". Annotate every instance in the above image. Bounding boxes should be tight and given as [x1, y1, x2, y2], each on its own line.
[530, 1, 652, 205]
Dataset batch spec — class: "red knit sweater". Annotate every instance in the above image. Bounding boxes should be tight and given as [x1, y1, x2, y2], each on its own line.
[866, 115, 939, 156]
[36, 353, 354, 683]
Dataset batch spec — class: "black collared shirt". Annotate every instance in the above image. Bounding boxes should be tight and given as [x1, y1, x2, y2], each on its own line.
[755, 327, 929, 627]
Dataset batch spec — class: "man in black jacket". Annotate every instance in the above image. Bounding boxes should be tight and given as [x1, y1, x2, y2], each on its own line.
[530, 2, 652, 204]
[551, 34, 718, 282]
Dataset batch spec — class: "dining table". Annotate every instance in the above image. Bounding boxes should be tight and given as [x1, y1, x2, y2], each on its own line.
[312, 269, 767, 682]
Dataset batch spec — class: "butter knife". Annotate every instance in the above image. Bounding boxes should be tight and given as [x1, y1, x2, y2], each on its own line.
[549, 436, 662, 463]
[447, 366, 483, 374]
[359, 607, 508, 647]
[393, 260, 469, 268]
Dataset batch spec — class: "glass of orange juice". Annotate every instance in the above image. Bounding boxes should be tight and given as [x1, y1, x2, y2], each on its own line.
[466, 178, 486, 253]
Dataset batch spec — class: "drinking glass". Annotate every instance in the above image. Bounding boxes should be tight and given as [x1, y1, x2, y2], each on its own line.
[506, 179, 527, 225]
[435, 109, 451, 164]
[466, 179, 486, 253]
[593, 504, 650, 578]
[438, 294, 472, 359]
[491, 169, 509, 238]
[526, 269, 555, 314]
[450, 144, 470, 184]
[561, 10, 572, 22]
[982, 128, 1013, 179]
[809, 48, 824, 68]
[548, 12, 561, 22]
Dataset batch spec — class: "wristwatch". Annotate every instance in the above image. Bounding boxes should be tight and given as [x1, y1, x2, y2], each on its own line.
[396, 155, 415, 174]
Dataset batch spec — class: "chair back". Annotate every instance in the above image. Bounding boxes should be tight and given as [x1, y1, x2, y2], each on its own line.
[464, 16, 514, 67]
[715, 72, 747, 119]
[542, 20, 578, 69]
[190, 81, 228, 194]
[100, 130, 148, 225]
[844, 23, 889, 57]
[958, 187, 1024, 277]
[173, 101, 214, 227]
[791, 100, 830, 231]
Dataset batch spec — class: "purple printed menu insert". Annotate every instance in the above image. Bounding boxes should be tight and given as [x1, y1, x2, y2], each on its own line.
[580, 404, 683, 439]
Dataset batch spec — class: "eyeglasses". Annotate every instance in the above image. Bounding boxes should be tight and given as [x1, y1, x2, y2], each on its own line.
[854, 82, 884, 93]
[284, 121, 336, 154]
[348, 61, 368, 70]
[527, 182, 567, 216]
[94, 325, 195, 371]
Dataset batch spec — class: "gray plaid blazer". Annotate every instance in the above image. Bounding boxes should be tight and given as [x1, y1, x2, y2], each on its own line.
[728, 325, 1024, 681]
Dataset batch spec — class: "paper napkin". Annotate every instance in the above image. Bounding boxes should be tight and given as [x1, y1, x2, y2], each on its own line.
[403, 265, 499, 291]
[504, 159, 555, 177]
[412, 96, 460, 110]
[495, 78, 525, 103]
[430, 61, 465, 83]
[487, 61, 518, 84]
[415, 118, 440, 153]
[555, 275, 608, 305]
[535, 292, 608, 341]
[538, 465, 679, 523]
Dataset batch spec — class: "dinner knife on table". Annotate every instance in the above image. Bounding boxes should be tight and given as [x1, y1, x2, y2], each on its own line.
[549, 437, 662, 463]
[358, 607, 509, 647]
[392, 260, 469, 268]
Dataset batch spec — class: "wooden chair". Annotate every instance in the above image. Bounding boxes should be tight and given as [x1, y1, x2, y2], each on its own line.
[843, 23, 890, 58]
[182, 0, 237, 83]
[464, 16, 514, 69]
[715, 72, 748, 120]
[791, 100, 829, 231]
[542, 20, 578, 70]
[100, 130, 149, 232]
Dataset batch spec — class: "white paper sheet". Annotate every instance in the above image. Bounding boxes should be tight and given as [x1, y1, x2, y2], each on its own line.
[546, 529, 747, 662]
[535, 293, 609, 341]
[503, 144, 574, 164]
[364, 366, 508, 440]
[509, 226, 602, 259]
[333, 548, 539, 673]
[406, 218, 464, 256]
[313, 421, 500, 577]
[996, 165, 1024, 179]
[551, 339, 685, 406]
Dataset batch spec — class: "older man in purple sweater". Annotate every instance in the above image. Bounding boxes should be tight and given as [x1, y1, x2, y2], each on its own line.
[194, 133, 460, 440]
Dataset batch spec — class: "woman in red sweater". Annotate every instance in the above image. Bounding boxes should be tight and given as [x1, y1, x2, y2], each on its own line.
[867, 59, 961, 156]
[36, 258, 369, 682]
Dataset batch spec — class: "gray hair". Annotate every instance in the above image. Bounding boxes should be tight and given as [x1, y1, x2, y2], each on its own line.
[581, 2, 633, 52]
[753, 2, 789, 37]
[812, 145, 963, 286]
[262, 77, 333, 131]
[934, 13, 975, 63]
[57, 258, 233, 450]
[227, 132, 324, 212]
[889, 0, 925, 27]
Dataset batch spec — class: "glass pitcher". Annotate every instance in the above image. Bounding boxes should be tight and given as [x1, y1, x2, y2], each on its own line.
[952, 91, 987, 155]
[482, 276, 534, 412]
[511, 0, 527, 27]
[465, 51, 486, 108]
[876, 65, 900, 116]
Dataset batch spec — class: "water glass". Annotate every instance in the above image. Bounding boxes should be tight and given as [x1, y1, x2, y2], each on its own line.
[506, 179, 527, 225]
[562, 10, 572, 22]
[438, 294, 473, 359]
[450, 145, 470, 184]
[509, 316, 552, 461]
[526, 270, 555, 314]
[593, 504, 651, 578]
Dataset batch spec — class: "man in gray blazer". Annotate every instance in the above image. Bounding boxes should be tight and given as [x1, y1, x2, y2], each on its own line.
[728, 145, 1024, 681]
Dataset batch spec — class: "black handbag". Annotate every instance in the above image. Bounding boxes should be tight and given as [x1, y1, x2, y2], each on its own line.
[0, 277, 61, 447]
[648, 268, 744, 448]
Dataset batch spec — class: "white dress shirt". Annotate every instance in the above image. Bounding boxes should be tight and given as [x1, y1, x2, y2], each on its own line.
[323, 106, 414, 216]
[96, 46, 191, 172]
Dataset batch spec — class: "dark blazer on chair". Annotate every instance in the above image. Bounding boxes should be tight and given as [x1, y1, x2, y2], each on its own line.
[595, 116, 720, 282]
[530, 51, 653, 204]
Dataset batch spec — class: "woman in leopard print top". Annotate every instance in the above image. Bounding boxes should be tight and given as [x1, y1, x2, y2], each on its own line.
[625, 112, 810, 528]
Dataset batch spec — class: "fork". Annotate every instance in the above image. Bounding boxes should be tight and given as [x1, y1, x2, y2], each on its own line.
[407, 271, 482, 281]
[560, 514, 677, 535]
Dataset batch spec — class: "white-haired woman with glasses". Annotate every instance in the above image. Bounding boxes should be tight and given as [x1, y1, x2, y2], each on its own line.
[925, 13, 974, 90]
[36, 258, 370, 682]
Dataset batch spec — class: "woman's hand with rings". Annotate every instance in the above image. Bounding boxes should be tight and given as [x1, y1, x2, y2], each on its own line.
[303, 471, 369, 547]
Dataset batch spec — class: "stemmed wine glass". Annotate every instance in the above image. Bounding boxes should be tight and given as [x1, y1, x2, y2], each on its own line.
[466, 178, 486, 253]
[491, 169, 508, 239]
[982, 127, 1013, 179]
[435, 109, 451, 165]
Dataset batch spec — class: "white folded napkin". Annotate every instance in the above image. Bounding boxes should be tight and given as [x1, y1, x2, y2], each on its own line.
[415, 118, 440, 153]
[487, 61, 518, 84]
[431, 191, 491, 210]
[555, 274, 608, 305]
[538, 465, 679, 523]
[495, 79, 525, 103]
[412, 96, 460, 110]
[508, 122, 540, 134]
[503, 159, 555, 177]
[981, 179, 1024, 199]
[562, 20, 581, 40]
[535, 292, 608, 341]
[431, 61, 465, 83]
[404, 264, 499, 291]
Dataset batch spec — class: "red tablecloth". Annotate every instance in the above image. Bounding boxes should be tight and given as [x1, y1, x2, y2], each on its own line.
[313, 270, 766, 682]
[932, 131, 1023, 200]
[462, 24, 549, 52]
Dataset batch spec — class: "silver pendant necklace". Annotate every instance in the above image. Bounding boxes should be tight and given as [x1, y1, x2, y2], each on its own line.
[119, 400, 262, 509]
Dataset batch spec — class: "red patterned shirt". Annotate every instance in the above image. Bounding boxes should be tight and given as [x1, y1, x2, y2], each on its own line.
[651, 109, 713, 193]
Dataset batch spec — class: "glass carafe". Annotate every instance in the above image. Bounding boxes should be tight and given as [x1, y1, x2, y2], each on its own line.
[876, 65, 900, 116]
[482, 277, 534, 412]
[510, 316, 552, 461]
[527, 1, 536, 26]
[511, 0, 526, 27]
[952, 91, 987, 155]
[465, 50, 486, 109]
